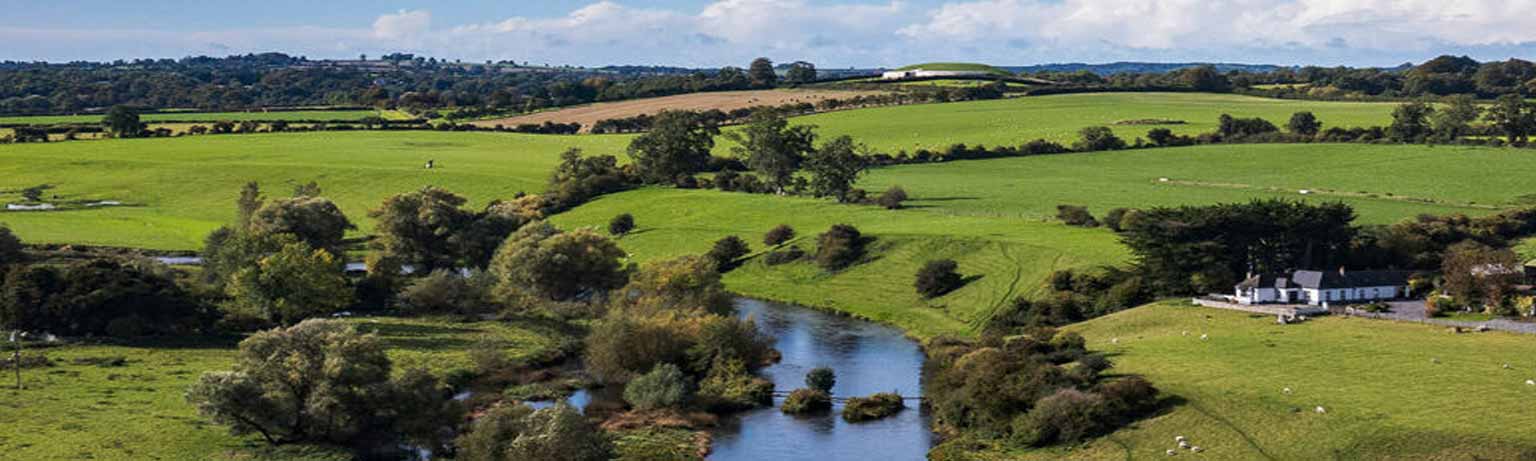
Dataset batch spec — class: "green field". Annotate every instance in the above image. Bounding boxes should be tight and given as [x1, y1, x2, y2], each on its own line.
[0, 131, 632, 249]
[782, 92, 1400, 153]
[0, 110, 391, 125]
[957, 302, 1536, 460]
[0, 316, 574, 461]
[860, 143, 1531, 225]
[897, 62, 1013, 76]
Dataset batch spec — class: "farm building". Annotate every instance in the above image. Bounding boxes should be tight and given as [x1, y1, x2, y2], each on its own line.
[881, 68, 998, 80]
[1233, 269, 1414, 306]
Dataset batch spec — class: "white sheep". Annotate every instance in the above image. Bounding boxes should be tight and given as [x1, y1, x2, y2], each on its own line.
[1191, 446, 1204, 453]
[1431, 357, 1440, 364]
[1200, 334, 1209, 341]
[1503, 363, 1512, 369]
[1111, 337, 1120, 345]
[1166, 449, 1177, 456]
[1182, 330, 1189, 336]
[1179, 440, 1190, 449]
[1282, 387, 1293, 395]
[1314, 406, 1327, 414]
[1175, 435, 1186, 443]
[1525, 379, 1534, 386]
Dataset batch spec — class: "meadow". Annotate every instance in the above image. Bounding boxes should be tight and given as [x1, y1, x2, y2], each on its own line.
[0, 316, 576, 461]
[0, 109, 393, 125]
[943, 302, 1536, 460]
[0, 131, 633, 249]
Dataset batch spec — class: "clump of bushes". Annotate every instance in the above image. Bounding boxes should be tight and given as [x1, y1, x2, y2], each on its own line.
[815, 224, 867, 270]
[781, 388, 832, 414]
[706, 236, 751, 272]
[1, 258, 211, 337]
[842, 392, 905, 422]
[624, 363, 692, 411]
[763, 224, 796, 247]
[455, 403, 612, 461]
[877, 186, 908, 210]
[1055, 205, 1099, 227]
[806, 367, 836, 392]
[764, 245, 806, 266]
[609, 213, 635, 236]
[697, 359, 775, 412]
[915, 259, 964, 298]
[398, 269, 495, 316]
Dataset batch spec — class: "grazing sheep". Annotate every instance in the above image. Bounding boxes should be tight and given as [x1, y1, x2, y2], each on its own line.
[1282, 387, 1293, 395]
[1191, 446, 1204, 453]
[1179, 441, 1190, 449]
[1315, 406, 1327, 414]
[1504, 363, 1512, 370]
[1200, 334, 1209, 341]
[1525, 379, 1534, 386]
[1111, 338, 1120, 345]
[1166, 449, 1177, 456]
[1431, 358, 1440, 364]
[1182, 330, 1189, 336]
[1175, 436, 1186, 443]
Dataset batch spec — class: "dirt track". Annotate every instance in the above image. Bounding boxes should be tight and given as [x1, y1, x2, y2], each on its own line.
[471, 89, 888, 132]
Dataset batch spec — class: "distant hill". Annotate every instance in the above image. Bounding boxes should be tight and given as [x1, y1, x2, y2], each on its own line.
[1004, 62, 1285, 75]
[896, 62, 1013, 76]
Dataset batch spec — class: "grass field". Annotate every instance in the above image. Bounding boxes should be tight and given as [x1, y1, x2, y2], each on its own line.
[0, 131, 632, 249]
[0, 110, 390, 125]
[860, 143, 1533, 225]
[0, 316, 575, 461]
[781, 92, 1400, 153]
[549, 188, 1129, 338]
[897, 62, 1013, 76]
[949, 302, 1536, 460]
[469, 89, 887, 133]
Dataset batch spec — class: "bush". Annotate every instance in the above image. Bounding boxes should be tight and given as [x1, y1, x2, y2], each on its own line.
[455, 403, 612, 461]
[815, 224, 866, 270]
[1, 259, 208, 337]
[0, 224, 23, 265]
[1055, 205, 1098, 227]
[399, 269, 491, 315]
[697, 359, 774, 412]
[1101, 208, 1132, 232]
[584, 313, 694, 383]
[764, 245, 806, 266]
[915, 259, 964, 298]
[705, 235, 751, 272]
[876, 186, 908, 210]
[842, 392, 905, 422]
[1072, 126, 1126, 151]
[1012, 388, 1107, 446]
[490, 222, 629, 302]
[1096, 376, 1159, 422]
[805, 367, 836, 393]
[780, 388, 832, 414]
[624, 363, 691, 411]
[608, 213, 636, 236]
[763, 224, 796, 247]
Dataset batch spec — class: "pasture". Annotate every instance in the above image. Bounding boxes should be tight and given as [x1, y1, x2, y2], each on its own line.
[0, 109, 392, 125]
[470, 89, 887, 133]
[0, 131, 632, 249]
[952, 302, 1536, 459]
[859, 143, 1533, 225]
[783, 92, 1400, 153]
[0, 316, 575, 461]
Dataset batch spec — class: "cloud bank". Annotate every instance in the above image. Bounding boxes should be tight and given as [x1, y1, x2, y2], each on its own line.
[5, 0, 1536, 66]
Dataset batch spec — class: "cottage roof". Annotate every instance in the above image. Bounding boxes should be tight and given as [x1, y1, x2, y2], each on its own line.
[1239, 270, 1412, 291]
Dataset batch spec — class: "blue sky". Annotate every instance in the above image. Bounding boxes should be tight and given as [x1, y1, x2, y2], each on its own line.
[3, 1, 1535, 67]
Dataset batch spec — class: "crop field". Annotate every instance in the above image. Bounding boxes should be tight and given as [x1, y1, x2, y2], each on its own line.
[0, 109, 391, 125]
[471, 89, 887, 133]
[0, 316, 575, 461]
[0, 131, 633, 249]
[945, 302, 1536, 459]
[781, 92, 1400, 153]
[860, 143, 1534, 225]
[550, 188, 1129, 338]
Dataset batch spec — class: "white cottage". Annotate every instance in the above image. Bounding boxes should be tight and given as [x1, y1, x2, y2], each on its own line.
[1234, 269, 1413, 306]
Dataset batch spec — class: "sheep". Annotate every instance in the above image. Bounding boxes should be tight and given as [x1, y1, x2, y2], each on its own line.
[1525, 379, 1535, 386]
[1200, 334, 1209, 341]
[1191, 446, 1204, 453]
[1431, 357, 1440, 364]
[1182, 330, 1189, 336]
[1504, 363, 1512, 370]
[1315, 406, 1327, 414]
[1282, 387, 1293, 395]
[1111, 338, 1120, 345]
[1179, 440, 1191, 449]
[1166, 449, 1177, 456]
[1175, 436, 1186, 443]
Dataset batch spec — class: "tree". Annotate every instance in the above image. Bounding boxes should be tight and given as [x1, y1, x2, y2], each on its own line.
[1286, 111, 1321, 136]
[706, 235, 751, 272]
[248, 196, 354, 252]
[815, 224, 866, 270]
[612, 255, 734, 316]
[764, 224, 796, 247]
[370, 187, 476, 271]
[915, 259, 964, 298]
[626, 111, 719, 184]
[1073, 126, 1126, 151]
[1055, 205, 1098, 227]
[1389, 101, 1435, 142]
[1441, 241, 1522, 312]
[727, 110, 817, 193]
[186, 320, 460, 447]
[490, 222, 629, 302]
[877, 186, 908, 209]
[399, 269, 491, 316]
[226, 242, 352, 326]
[236, 181, 264, 231]
[608, 213, 636, 236]
[805, 367, 836, 393]
[1431, 95, 1482, 141]
[804, 135, 868, 202]
[1, 259, 206, 337]
[102, 105, 143, 138]
[1486, 94, 1536, 145]
[624, 363, 691, 410]
[785, 61, 817, 84]
[749, 58, 777, 88]
[1175, 65, 1228, 91]
[0, 224, 23, 265]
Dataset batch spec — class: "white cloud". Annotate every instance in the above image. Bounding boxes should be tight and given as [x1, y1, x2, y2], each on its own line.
[373, 9, 431, 40]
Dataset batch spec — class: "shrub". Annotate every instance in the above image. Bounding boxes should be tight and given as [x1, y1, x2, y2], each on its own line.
[805, 367, 836, 393]
[611, 255, 734, 317]
[1072, 126, 1126, 151]
[225, 242, 352, 326]
[781, 388, 832, 414]
[608, 213, 636, 236]
[584, 313, 693, 383]
[399, 269, 490, 315]
[455, 403, 612, 461]
[686, 316, 775, 375]
[764, 245, 806, 266]
[624, 363, 692, 411]
[1012, 388, 1106, 446]
[842, 392, 905, 422]
[697, 359, 774, 412]
[763, 224, 796, 247]
[815, 224, 866, 270]
[915, 259, 964, 298]
[706, 235, 751, 272]
[0, 224, 23, 265]
[1101, 208, 1131, 232]
[876, 186, 908, 210]
[1096, 376, 1159, 422]
[1055, 205, 1098, 227]
[1, 259, 208, 337]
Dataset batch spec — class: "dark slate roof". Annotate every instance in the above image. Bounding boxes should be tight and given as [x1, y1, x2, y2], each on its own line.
[1239, 270, 1412, 290]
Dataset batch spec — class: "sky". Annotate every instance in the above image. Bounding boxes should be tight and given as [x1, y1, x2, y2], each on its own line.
[3, 0, 1536, 68]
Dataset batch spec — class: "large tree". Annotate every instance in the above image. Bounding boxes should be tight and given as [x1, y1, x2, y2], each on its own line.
[728, 110, 818, 193]
[1431, 95, 1482, 141]
[370, 187, 477, 271]
[803, 135, 867, 202]
[626, 111, 719, 184]
[0, 224, 23, 265]
[102, 105, 143, 138]
[226, 242, 352, 325]
[1441, 241, 1523, 312]
[248, 196, 354, 252]
[1486, 94, 1536, 146]
[785, 61, 817, 84]
[490, 222, 629, 302]
[749, 57, 778, 88]
[1388, 101, 1436, 142]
